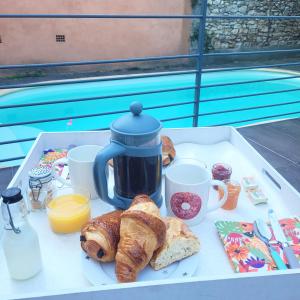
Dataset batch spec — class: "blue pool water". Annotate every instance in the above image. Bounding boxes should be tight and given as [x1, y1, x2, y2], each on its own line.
[1, 69, 300, 164]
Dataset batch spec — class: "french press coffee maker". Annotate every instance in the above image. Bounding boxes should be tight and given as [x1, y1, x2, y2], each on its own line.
[94, 102, 162, 209]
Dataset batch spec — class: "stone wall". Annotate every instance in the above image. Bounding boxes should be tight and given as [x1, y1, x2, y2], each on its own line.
[191, 0, 300, 51]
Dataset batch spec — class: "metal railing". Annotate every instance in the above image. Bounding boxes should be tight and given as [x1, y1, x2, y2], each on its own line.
[1, 1, 300, 164]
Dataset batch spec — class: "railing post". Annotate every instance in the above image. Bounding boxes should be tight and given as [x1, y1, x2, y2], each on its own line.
[193, 0, 208, 127]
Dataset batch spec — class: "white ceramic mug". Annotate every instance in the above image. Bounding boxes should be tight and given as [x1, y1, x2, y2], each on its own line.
[173, 157, 207, 169]
[52, 145, 104, 200]
[165, 163, 228, 226]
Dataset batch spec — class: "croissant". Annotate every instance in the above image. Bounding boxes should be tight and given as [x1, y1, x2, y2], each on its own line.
[115, 195, 166, 282]
[80, 210, 122, 262]
[162, 135, 176, 167]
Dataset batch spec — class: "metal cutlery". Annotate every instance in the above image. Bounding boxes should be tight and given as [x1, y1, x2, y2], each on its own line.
[268, 209, 300, 269]
[254, 219, 288, 270]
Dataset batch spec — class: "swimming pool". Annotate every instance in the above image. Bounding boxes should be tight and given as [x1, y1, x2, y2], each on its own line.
[1, 69, 300, 165]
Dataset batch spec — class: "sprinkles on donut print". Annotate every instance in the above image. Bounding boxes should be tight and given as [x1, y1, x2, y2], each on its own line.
[170, 192, 202, 220]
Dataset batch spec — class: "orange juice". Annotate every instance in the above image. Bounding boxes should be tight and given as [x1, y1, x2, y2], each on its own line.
[218, 180, 241, 210]
[47, 194, 90, 233]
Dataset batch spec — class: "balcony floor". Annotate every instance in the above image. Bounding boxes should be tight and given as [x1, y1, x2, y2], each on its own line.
[238, 118, 300, 192]
[0, 118, 300, 193]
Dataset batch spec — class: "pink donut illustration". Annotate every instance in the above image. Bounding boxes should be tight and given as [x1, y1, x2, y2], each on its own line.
[170, 192, 201, 220]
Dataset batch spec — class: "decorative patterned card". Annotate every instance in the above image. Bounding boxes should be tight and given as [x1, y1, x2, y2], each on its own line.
[215, 218, 300, 273]
[39, 148, 68, 167]
[39, 148, 70, 177]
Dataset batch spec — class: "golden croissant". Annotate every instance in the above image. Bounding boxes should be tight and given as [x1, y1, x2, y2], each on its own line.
[115, 195, 166, 282]
[80, 210, 122, 262]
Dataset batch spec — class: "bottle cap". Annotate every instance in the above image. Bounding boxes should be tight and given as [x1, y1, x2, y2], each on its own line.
[1, 187, 23, 204]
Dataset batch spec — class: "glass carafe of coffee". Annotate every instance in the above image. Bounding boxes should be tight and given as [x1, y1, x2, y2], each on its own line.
[93, 102, 162, 209]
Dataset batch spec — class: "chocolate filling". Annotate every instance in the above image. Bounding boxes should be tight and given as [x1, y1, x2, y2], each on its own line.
[80, 235, 86, 242]
[97, 249, 105, 258]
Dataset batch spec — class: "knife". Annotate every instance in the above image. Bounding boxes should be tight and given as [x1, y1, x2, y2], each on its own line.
[268, 209, 300, 269]
[254, 219, 288, 270]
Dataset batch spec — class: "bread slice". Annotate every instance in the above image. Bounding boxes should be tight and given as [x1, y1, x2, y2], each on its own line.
[150, 217, 200, 270]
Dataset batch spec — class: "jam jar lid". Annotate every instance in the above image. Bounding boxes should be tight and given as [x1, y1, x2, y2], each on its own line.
[111, 102, 162, 141]
[29, 166, 53, 184]
[1, 187, 23, 204]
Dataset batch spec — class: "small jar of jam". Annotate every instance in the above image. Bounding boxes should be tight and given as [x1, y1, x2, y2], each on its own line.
[212, 163, 232, 190]
[212, 163, 232, 181]
[218, 179, 241, 210]
[27, 166, 56, 211]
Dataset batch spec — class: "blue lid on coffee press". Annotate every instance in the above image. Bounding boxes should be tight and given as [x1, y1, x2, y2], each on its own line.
[110, 102, 162, 146]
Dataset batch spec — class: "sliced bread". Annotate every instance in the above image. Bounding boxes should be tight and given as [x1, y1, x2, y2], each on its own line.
[150, 217, 200, 270]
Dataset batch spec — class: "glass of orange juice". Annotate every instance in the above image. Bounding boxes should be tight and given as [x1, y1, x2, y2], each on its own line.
[47, 187, 91, 234]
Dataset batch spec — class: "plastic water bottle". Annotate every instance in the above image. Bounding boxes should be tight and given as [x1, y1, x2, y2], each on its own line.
[1, 187, 42, 280]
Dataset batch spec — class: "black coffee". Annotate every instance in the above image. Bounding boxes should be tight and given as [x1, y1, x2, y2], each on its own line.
[113, 155, 162, 199]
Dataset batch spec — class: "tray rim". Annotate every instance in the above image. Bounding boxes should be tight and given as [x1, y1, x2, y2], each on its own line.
[3, 126, 300, 300]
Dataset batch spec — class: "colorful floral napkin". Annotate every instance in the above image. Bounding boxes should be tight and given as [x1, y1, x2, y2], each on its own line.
[279, 217, 300, 256]
[215, 218, 300, 273]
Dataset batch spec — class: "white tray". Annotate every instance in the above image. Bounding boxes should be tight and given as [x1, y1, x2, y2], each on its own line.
[1, 127, 300, 300]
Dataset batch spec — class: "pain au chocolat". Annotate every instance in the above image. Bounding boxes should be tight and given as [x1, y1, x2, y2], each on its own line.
[161, 135, 176, 167]
[80, 210, 123, 262]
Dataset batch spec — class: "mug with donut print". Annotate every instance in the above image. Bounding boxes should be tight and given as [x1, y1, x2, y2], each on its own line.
[165, 163, 228, 226]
